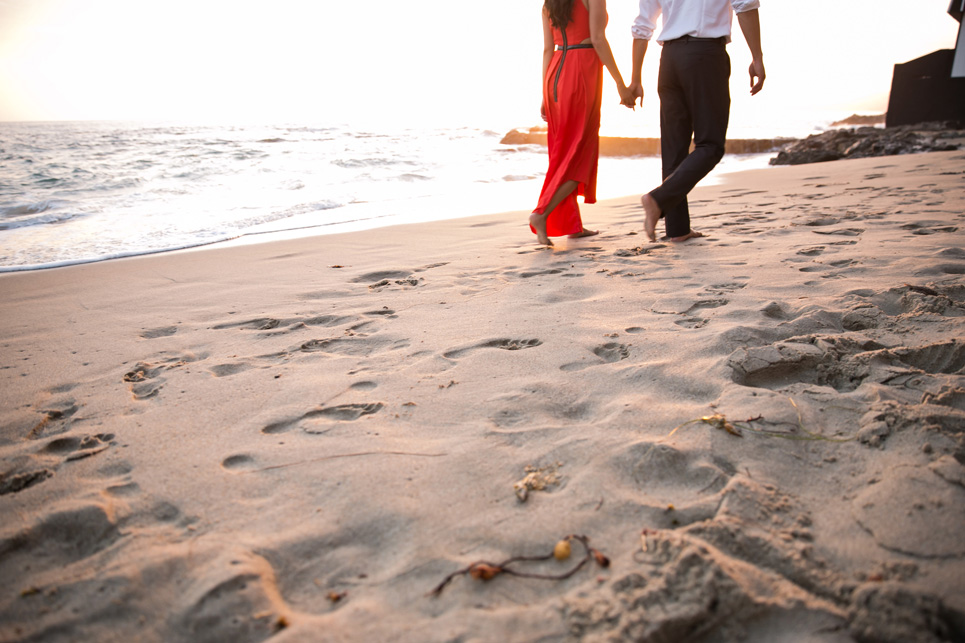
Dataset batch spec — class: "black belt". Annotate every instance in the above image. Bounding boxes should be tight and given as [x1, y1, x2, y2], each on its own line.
[664, 35, 726, 45]
[553, 33, 594, 102]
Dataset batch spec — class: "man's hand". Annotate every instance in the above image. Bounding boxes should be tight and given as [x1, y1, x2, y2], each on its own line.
[626, 81, 644, 108]
[748, 58, 765, 95]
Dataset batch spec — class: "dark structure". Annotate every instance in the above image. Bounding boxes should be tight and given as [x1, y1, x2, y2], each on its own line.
[885, 1, 965, 127]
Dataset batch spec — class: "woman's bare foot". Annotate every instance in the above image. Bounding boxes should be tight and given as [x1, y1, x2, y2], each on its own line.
[640, 194, 660, 242]
[670, 230, 705, 242]
[529, 213, 553, 246]
[567, 228, 599, 239]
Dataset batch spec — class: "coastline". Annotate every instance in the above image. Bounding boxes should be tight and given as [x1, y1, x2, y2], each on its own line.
[2, 151, 964, 641]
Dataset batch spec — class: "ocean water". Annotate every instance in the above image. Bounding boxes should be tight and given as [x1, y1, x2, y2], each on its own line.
[0, 120, 785, 272]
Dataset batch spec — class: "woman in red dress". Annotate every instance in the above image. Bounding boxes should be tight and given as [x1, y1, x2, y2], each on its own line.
[530, 0, 632, 246]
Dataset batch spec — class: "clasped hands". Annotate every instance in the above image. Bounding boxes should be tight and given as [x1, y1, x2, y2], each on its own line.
[619, 82, 643, 109]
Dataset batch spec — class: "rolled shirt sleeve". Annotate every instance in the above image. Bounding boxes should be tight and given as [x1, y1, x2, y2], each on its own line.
[632, 0, 662, 39]
[731, 0, 761, 13]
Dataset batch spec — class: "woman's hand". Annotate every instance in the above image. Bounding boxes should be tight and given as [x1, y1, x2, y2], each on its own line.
[618, 84, 636, 109]
[541, 101, 548, 122]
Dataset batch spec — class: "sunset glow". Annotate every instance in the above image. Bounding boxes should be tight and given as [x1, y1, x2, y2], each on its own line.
[0, 0, 961, 132]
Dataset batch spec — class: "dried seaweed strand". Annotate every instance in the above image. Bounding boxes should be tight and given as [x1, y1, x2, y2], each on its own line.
[664, 397, 856, 443]
[429, 534, 608, 597]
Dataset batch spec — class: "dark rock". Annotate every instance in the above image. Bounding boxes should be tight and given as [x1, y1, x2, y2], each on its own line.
[831, 113, 886, 126]
[770, 122, 962, 166]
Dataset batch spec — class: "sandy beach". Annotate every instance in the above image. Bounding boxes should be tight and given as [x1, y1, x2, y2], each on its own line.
[1, 149, 964, 642]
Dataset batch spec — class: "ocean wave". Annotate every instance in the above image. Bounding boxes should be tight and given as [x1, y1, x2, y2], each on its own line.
[0, 236, 238, 273]
[230, 200, 345, 231]
[0, 209, 81, 230]
[332, 157, 416, 169]
[1, 201, 57, 217]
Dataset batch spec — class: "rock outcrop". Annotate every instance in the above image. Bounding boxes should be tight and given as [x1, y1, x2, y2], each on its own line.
[769, 122, 963, 166]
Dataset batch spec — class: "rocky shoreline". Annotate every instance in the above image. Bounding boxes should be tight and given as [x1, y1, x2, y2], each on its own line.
[499, 127, 794, 157]
[501, 121, 963, 165]
[769, 121, 964, 166]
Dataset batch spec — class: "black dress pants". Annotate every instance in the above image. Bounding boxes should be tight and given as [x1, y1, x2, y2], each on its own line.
[650, 37, 731, 238]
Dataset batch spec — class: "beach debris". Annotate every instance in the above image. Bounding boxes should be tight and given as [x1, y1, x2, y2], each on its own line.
[326, 591, 347, 603]
[429, 534, 608, 597]
[554, 538, 572, 561]
[639, 528, 656, 553]
[662, 398, 857, 444]
[700, 413, 745, 437]
[513, 462, 563, 502]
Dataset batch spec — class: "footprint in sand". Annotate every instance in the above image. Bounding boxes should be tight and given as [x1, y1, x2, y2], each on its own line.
[140, 325, 179, 339]
[684, 299, 728, 315]
[901, 221, 960, 236]
[0, 469, 52, 495]
[213, 314, 357, 335]
[299, 336, 409, 357]
[369, 277, 423, 290]
[124, 362, 166, 400]
[614, 247, 652, 257]
[261, 402, 385, 435]
[853, 466, 965, 557]
[519, 268, 565, 279]
[123, 353, 204, 401]
[812, 228, 864, 237]
[674, 317, 709, 329]
[729, 336, 964, 394]
[560, 342, 631, 371]
[703, 282, 747, 296]
[209, 363, 252, 378]
[1, 432, 115, 496]
[26, 401, 81, 439]
[443, 338, 543, 359]
[609, 441, 737, 527]
[42, 432, 115, 462]
[213, 317, 282, 331]
[351, 270, 413, 284]
[221, 454, 258, 472]
[594, 343, 631, 362]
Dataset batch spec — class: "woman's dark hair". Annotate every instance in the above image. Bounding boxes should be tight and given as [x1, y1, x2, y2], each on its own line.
[544, 0, 575, 30]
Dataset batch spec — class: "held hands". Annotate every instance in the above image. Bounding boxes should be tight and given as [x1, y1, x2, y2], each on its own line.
[748, 58, 765, 95]
[620, 82, 643, 109]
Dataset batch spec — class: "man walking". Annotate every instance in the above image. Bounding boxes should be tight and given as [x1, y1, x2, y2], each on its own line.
[627, 0, 765, 242]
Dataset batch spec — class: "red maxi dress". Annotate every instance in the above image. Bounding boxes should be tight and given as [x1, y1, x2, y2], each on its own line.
[533, 0, 603, 237]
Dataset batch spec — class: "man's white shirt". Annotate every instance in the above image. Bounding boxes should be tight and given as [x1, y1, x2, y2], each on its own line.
[632, 0, 761, 44]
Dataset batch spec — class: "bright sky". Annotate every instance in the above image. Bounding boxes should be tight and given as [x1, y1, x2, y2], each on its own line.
[0, 0, 960, 134]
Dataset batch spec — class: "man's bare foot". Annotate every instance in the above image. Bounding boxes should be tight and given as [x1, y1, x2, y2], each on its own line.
[640, 194, 660, 242]
[670, 230, 705, 242]
[567, 228, 599, 239]
[529, 213, 553, 246]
